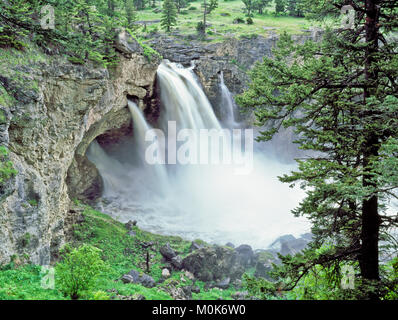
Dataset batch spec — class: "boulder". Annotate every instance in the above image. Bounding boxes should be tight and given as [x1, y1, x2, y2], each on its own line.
[235, 244, 254, 267]
[171, 255, 183, 270]
[114, 30, 144, 57]
[191, 285, 200, 294]
[124, 220, 137, 230]
[215, 277, 230, 289]
[225, 242, 235, 248]
[121, 269, 155, 288]
[269, 234, 311, 256]
[160, 242, 177, 260]
[182, 245, 244, 282]
[190, 240, 204, 251]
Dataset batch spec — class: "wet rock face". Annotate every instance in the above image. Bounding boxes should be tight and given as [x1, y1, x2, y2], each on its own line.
[148, 33, 318, 122]
[269, 234, 313, 256]
[146, 34, 279, 110]
[182, 245, 245, 282]
[0, 50, 159, 265]
[66, 154, 104, 203]
[122, 269, 156, 288]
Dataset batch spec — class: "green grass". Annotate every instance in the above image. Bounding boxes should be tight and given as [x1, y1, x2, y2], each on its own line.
[136, 0, 314, 42]
[0, 264, 66, 300]
[0, 205, 244, 300]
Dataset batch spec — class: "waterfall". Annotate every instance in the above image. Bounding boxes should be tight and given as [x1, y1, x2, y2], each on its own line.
[157, 61, 221, 131]
[86, 60, 310, 249]
[219, 71, 239, 128]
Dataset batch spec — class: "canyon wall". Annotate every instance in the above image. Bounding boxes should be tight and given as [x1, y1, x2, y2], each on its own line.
[0, 32, 316, 265]
[0, 35, 159, 265]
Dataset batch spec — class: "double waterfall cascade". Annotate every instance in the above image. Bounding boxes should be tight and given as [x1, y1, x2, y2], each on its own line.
[87, 61, 310, 249]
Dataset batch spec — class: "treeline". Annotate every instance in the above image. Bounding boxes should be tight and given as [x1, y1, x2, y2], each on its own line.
[0, 0, 307, 62]
[0, 0, 142, 66]
[241, 0, 304, 18]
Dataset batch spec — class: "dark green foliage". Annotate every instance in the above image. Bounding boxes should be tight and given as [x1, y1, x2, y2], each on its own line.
[56, 244, 108, 299]
[133, 0, 148, 10]
[207, 0, 218, 13]
[174, 0, 187, 13]
[253, 0, 271, 15]
[241, 0, 255, 17]
[161, 0, 178, 32]
[287, 0, 304, 17]
[237, 0, 398, 299]
[0, 0, 155, 67]
[274, 0, 287, 15]
[196, 21, 205, 32]
[124, 0, 138, 29]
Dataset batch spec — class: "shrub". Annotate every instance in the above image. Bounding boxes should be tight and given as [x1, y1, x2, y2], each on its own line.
[196, 21, 205, 33]
[90, 290, 110, 300]
[0, 146, 17, 185]
[233, 17, 245, 24]
[56, 244, 107, 300]
[246, 17, 253, 25]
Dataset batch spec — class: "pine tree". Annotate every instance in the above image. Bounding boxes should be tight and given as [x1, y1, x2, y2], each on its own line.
[242, 0, 255, 17]
[287, 0, 304, 17]
[124, 0, 138, 29]
[207, 0, 218, 14]
[174, 0, 186, 14]
[161, 0, 177, 32]
[237, 0, 398, 298]
[274, 0, 286, 15]
[253, 0, 271, 15]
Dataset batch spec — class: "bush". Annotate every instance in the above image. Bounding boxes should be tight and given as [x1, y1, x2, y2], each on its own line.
[233, 17, 245, 24]
[0, 146, 17, 185]
[188, 6, 196, 10]
[56, 244, 107, 300]
[246, 17, 253, 25]
[196, 21, 205, 33]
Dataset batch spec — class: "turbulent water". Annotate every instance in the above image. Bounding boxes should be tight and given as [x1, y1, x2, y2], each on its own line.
[87, 61, 310, 249]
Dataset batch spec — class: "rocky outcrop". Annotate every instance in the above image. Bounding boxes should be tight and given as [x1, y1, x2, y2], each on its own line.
[121, 269, 156, 288]
[0, 37, 160, 265]
[146, 33, 317, 112]
[269, 233, 312, 256]
[181, 245, 246, 282]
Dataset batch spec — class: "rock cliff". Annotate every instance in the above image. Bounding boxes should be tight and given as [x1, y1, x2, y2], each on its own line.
[0, 41, 159, 265]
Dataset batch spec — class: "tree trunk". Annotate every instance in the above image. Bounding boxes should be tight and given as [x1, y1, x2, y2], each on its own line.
[360, 0, 380, 284]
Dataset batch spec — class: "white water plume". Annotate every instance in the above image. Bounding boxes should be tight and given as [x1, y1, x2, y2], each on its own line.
[86, 61, 310, 249]
[219, 71, 239, 128]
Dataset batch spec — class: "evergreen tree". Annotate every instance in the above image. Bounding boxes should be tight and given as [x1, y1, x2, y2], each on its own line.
[237, 0, 398, 298]
[174, 0, 187, 13]
[207, 0, 218, 14]
[287, 0, 304, 17]
[242, 0, 255, 17]
[274, 0, 286, 15]
[133, 0, 148, 10]
[253, 0, 271, 14]
[124, 0, 138, 29]
[161, 0, 177, 32]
